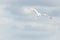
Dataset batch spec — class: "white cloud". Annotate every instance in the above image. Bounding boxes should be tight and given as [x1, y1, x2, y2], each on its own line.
[0, 0, 60, 40]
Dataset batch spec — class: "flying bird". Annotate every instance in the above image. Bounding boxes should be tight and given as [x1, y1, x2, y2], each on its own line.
[24, 7, 53, 19]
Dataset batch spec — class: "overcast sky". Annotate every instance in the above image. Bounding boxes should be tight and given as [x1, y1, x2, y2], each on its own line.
[0, 0, 60, 40]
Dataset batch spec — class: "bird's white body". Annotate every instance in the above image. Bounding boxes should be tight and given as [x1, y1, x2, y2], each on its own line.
[30, 8, 47, 16]
[30, 8, 53, 19]
[24, 8, 53, 19]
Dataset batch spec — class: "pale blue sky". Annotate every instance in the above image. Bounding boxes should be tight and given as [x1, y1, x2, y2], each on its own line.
[0, 0, 60, 40]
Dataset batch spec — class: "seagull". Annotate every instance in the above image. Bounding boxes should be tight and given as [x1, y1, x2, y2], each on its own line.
[29, 8, 47, 16]
[29, 8, 53, 19]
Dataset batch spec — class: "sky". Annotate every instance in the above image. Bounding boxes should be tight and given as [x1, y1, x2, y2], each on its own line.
[0, 0, 60, 40]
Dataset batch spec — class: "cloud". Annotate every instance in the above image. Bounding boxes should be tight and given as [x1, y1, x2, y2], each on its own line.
[7, 4, 60, 40]
[0, 0, 60, 40]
